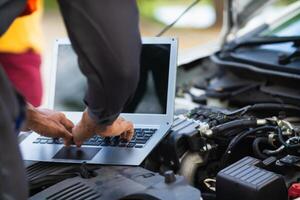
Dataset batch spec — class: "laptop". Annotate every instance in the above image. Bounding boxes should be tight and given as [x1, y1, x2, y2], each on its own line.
[20, 37, 178, 165]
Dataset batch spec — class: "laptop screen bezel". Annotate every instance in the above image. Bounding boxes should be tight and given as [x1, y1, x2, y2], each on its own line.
[49, 37, 177, 125]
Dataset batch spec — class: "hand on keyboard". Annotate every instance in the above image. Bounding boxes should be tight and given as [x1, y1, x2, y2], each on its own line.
[72, 110, 134, 147]
[33, 128, 157, 148]
[25, 104, 74, 145]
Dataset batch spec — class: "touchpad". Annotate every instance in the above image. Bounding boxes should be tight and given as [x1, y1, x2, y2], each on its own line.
[53, 147, 101, 160]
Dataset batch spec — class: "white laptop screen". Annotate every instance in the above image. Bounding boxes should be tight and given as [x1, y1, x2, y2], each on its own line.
[54, 43, 171, 114]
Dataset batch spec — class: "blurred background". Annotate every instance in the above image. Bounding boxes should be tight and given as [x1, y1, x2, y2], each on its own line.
[37, 0, 297, 105]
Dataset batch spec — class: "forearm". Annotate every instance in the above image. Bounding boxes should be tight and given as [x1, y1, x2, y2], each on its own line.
[22, 103, 44, 132]
[58, 0, 141, 126]
[21, 103, 36, 131]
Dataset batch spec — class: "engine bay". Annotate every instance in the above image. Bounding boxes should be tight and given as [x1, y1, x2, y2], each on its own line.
[139, 50, 300, 199]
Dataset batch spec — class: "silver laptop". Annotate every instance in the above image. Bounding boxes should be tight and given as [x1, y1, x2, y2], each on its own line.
[20, 37, 178, 165]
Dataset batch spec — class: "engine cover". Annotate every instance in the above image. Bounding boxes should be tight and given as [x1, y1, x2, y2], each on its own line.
[28, 163, 201, 200]
[216, 156, 288, 200]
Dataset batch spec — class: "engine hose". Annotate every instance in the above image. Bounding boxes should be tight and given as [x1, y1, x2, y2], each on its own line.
[252, 137, 270, 159]
[211, 119, 258, 135]
[226, 103, 300, 117]
[221, 126, 277, 167]
[263, 146, 285, 156]
[248, 103, 300, 116]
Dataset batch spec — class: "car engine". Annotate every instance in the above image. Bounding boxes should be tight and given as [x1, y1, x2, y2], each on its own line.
[142, 56, 300, 200]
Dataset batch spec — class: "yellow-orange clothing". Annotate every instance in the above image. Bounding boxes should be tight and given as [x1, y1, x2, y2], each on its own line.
[0, 0, 43, 54]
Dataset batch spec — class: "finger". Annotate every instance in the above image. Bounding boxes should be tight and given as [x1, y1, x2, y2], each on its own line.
[123, 123, 134, 141]
[58, 125, 73, 141]
[59, 115, 74, 132]
[72, 124, 95, 146]
[101, 120, 133, 138]
[120, 131, 132, 142]
[120, 124, 134, 141]
[126, 127, 134, 141]
[75, 140, 83, 148]
[64, 139, 72, 146]
[120, 132, 127, 140]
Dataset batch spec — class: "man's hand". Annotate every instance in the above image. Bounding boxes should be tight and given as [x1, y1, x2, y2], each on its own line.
[72, 110, 134, 147]
[24, 104, 74, 145]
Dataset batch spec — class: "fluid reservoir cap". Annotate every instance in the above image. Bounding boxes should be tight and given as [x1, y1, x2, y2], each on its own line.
[164, 170, 176, 184]
[289, 183, 300, 198]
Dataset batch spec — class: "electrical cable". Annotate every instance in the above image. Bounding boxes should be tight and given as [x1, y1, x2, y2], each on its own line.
[156, 0, 200, 37]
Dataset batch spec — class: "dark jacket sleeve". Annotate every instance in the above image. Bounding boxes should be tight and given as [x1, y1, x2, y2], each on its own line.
[58, 0, 141, 125]
[0, 0, 26, 35]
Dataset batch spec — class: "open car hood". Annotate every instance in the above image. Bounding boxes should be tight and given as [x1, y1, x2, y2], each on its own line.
[179, 0, 274, 65]
[225, 0, 274, 30]
[221, 0, 275, 45]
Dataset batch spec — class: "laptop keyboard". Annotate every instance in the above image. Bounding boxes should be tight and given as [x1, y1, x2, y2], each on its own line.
[32, 128, 157, 148]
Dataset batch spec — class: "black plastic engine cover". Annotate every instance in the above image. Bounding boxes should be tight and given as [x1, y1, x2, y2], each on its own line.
[29, 165, 201, 200]
[216, 156, 288, 200]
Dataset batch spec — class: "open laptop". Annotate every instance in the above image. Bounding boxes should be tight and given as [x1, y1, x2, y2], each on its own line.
[20, 37, 178, 165]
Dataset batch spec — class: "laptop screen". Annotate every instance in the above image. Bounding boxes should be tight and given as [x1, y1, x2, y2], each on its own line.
[54, 43, 171, 114]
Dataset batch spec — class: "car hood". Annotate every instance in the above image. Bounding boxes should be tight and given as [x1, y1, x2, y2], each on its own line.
[225, 0, 274, 29]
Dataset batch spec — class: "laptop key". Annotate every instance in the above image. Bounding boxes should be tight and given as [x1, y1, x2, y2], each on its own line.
[100, 143, 109, 147]
[46, 139, 54, 144]
[118, 143, 127, 147]
[110, 143, 118, 147]
[83, 141, 102, 146]
[119, 138, 128, 143]
[39, 139, 47, 144]
[135, 145, 143, 148]
[136, 133, 144, 137]
[143, 136, 151, 140]
[136, 139, 147, 144]
[127, 142, 136, 148]
[53, 138, 62, 144]
[144, 131, 154, 135]
[33, 138, 41, 143]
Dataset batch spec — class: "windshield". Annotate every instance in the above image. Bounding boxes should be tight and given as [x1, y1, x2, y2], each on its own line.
[261, 12, 300, 37]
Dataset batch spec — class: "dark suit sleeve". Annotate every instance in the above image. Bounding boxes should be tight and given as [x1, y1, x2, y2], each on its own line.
[58, 0, 141, 125]
[0, 0, 26, 35]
